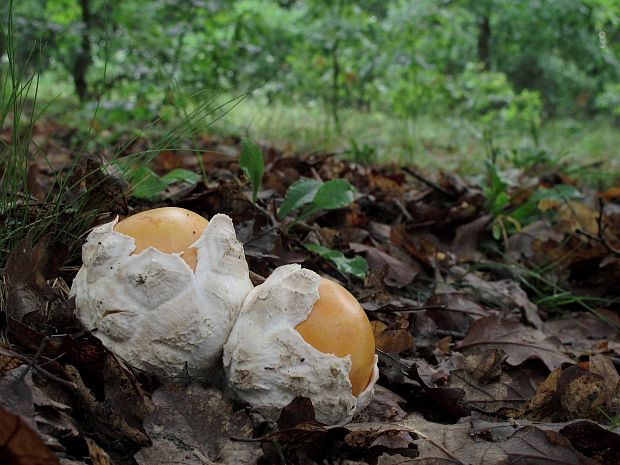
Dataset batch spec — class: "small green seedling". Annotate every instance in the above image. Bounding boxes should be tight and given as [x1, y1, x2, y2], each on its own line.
[305, 243, 368, 280]
[239, 138, 265, 204]
[113, 162, 200, 199]
[279, 178, 356, 222]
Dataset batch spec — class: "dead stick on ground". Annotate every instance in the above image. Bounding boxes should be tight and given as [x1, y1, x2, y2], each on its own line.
[402, 166, 459, 199]
[576, 198, 620, 257]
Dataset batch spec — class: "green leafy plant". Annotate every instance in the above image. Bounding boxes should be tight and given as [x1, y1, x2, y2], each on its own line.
[278, 178, 356, 222]
[277, 176, 363, 278]
[239, 138, 265, 204]
[348, 138, 377, 165]
[483, 158, 584, 242]
[448, 64, 543, 156]
[484, 160, 511, 218]
[113, 163, 200, 199]
[510, 184, 583, 225]
[507, 147, 554, 170]
[304, 243, 368, 280]
[596, 83, 620, 118]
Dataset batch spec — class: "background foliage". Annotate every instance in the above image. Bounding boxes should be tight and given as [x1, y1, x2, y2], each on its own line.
[1, 0, 619, 169]
[5, 0, 619, 111]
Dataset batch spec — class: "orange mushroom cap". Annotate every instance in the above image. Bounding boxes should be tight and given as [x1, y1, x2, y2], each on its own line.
[295, 278, 375, 396]
[114, 207, 208, 270]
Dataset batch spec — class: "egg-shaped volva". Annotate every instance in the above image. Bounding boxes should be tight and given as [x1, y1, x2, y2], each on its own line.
[71, 210, 253, 380]
[223, 264, 378, 425]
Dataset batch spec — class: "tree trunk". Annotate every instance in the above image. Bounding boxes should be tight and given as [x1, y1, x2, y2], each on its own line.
[477, 15, 491, 69]
[73, 0, 92, 101]
[331, 37, 341, 132]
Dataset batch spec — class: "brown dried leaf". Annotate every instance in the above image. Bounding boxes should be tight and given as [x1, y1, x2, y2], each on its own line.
[0, 405, 59, 465]
[452, 214, 492, 261]
[278, 396, 317, 429]
[0, 359, 86, 457]
[500, 426, 596, 465]
[351, 243, 419, 288]
[522, 368, 563, 421]
[523, 362, 619, 423]
[390, 225, 439, 268]
[371, 321, 414, 354]
[80, 158, 129, 215]
[472, 418, 617, 464]
[62, 364, 151, 448]
[544, 314, 620, 357]
[449, 350, 541, 414]
[236, 217, 280, 261]
[408, 364, 470, 420]
[352, 386, 408, 423]
[0, 366, 36, 429]
[588, 355, 620, 415]
[425, 292, 488, 334]
[0, 347, 25, 377]
[559, 421, 620, 464]
[505, 220, 564, 260]
[456, 316, 573, 371]
[387, 414, 507, 465]
[555, 201, 600, 236]
[82, 439, 111, 465]
[5, 234, 65, 322]
[453, 269, 543, 328]
[134, 382, 259, 465]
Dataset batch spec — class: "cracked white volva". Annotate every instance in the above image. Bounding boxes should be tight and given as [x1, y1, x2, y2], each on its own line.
[223, 264, 379, 425]
[71, 213, 253, 380]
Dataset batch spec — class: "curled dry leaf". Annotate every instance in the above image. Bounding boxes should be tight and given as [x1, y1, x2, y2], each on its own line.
[588, 354, 620, 415]
[371, 320, 414, 354]
[451, 214, 492, 261]
[449, 350, 542, 415]
[500, 426, 596, 465]
[544, 314, 620, 357]
[456, 316, 573, 371]
[452, 268, 543, 329]
[523, 357, 620, 423]
[0, 360, 110, 462]
[0, 366, 36, 429]
[425, 291, 489, 334]
[557, 367, 606, 420]
[408, 364, 470, 420]
[350, 243, 419, 288]
[522, 368, 563, 421]
[5, 233, 66, 322]
[558, 421, 620, 464]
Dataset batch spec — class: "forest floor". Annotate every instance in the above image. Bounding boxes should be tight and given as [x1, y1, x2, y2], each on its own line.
[1, 115, 620, 465]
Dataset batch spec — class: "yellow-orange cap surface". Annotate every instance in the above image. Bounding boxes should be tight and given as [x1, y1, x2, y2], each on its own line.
[295, 278, 375, 396]
[114, 207, 208, 270]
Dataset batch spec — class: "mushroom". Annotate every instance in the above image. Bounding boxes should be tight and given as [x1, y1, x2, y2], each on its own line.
[223, 264, 378, 425]
[71, 208, 253, 380]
